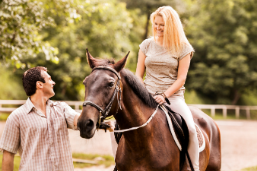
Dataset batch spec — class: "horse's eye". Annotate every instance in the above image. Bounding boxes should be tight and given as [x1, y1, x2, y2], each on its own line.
[108, 82, 115, 88]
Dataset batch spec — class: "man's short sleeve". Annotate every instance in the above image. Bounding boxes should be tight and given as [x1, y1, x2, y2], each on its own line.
[61, 102, 80, 129]
[0, 113, 20, 153]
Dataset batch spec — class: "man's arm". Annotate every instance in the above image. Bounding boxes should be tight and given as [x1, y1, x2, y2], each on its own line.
[2, 150, 15, 171]
[73, 114, 79, 129]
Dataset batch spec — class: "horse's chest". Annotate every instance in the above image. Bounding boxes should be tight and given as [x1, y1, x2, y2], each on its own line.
[116, 152, 178, 171]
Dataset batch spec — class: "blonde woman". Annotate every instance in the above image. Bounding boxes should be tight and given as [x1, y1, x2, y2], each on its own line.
[135, 6, 199, 171]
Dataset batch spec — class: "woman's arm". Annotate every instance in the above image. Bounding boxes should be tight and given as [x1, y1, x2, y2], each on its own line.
[135, 49, 146, 84]
[165, 53, 191, 97]
[154, 53, 191, 104]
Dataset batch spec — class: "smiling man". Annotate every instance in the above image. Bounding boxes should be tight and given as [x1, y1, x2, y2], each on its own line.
[0, 66, 80, 171]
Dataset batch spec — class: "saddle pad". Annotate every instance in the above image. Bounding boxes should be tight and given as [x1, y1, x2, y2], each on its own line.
[160, 106, 205, 153]
[195, 124, 205, 153]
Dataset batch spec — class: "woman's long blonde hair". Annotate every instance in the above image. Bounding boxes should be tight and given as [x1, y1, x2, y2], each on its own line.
[150, 6, 190, 56]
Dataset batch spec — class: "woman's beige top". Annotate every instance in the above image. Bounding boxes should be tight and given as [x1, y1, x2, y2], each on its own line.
[139, 37, 194, 98]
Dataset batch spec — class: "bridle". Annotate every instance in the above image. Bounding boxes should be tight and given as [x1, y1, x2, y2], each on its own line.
[82, 66, 122, 126]
[82, 66, 160, 134]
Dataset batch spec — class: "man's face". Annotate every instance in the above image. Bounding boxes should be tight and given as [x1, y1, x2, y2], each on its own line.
[41, 71, 56, 98]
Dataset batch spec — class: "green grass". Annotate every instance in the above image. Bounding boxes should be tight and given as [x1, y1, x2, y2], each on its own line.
[0, 152, 114, 169]
[72, 153, 115, 168]
[1, 152, 256, 170]
[0, 153, 21, 171]
[241, 166, 257, 171]
[0, 113, 10, 121]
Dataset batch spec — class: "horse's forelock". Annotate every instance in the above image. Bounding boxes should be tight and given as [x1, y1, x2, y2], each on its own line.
[92, 58, 115, 68]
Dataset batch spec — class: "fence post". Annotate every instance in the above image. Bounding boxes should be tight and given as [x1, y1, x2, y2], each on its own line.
[223, 106, 227, 118]
[211, 107, 215, 117]
[246, 108, 250, 120]
[235, 107, 240, 119]
[75, 104, 79, 111]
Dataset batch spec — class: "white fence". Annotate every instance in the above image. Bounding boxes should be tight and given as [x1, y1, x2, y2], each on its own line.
[0, 100, 82, 113]
[188, 104, 257, 119]
[0, 100, 257, 119]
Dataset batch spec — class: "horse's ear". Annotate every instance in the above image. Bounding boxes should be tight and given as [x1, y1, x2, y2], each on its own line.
[86, 49, 96, 69]
[113, 51, 130, 72]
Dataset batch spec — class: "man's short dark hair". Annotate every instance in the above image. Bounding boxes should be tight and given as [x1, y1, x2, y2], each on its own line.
[22, 66, 47, 96]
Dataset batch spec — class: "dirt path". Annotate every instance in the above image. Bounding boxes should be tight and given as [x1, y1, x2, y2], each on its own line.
[1, 120, 257, 171]
[216, 120, 257, 171]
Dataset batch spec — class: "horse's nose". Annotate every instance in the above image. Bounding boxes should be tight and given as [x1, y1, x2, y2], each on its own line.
[78, 118, 96, 139]
[85, 119, 94, 129]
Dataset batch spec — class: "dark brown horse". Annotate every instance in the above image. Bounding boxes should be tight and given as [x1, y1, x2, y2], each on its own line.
[77, 50, 221, 171]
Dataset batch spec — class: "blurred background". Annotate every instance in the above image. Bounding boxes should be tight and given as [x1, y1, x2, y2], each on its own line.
[1, 0, 257, 106]
[0, 0, 257, 170]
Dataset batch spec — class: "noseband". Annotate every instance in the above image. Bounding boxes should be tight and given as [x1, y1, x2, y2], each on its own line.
[82, 66, 122, 125]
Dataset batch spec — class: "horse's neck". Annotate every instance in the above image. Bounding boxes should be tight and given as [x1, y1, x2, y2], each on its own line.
[115, 79, 156, 144]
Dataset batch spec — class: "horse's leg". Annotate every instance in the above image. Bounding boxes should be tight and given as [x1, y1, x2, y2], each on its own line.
[205, 121, 221, 171]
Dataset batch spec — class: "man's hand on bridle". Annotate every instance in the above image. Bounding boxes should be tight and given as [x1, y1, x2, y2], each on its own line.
[101, 120, 115, 132]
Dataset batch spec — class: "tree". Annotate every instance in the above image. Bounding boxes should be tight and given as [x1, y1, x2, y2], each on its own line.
[119, 0, 182, 39]
[10, 0, 135, 100]
[185, 0, 257, 104]
[0, 0, 75, 68]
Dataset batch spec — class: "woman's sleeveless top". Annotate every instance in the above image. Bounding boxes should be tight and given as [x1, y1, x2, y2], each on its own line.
[139, 37, 194, 98]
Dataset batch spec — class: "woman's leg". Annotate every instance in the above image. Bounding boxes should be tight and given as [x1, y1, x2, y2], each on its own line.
[167, 96, 199, 171]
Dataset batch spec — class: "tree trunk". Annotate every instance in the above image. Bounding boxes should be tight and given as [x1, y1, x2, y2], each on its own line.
[232, 90, 240, 105]
[144, 6, 151, 40]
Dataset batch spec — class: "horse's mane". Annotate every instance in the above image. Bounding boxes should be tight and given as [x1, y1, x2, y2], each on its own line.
[92, 58, 157, 108]
[121, 69, 158, 108]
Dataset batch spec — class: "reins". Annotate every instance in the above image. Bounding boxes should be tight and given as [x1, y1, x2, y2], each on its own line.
[82, 66, 122, 126]
[113, 105, 160, 133]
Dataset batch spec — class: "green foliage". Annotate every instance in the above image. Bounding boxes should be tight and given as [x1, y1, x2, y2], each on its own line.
[185, 0, 257, 104]
[0, 66, 27, 100]
[239, 89, 257, 106]
[184, 90, 211, 104]
[0, 113, 10, 121]
[39, 0, 134, 100]
[1, 0, 257, 104]
[0, 0, 65, 67]
[1, 0, 136, 100]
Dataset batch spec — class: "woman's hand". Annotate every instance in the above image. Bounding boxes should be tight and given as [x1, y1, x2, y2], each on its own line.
[103, 120, 115, 132]
[154, 95, 165, 104]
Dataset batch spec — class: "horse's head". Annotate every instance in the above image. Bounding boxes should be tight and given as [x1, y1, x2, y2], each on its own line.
[78, 49, 129, 138]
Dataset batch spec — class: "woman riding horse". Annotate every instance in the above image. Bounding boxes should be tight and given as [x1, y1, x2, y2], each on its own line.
[77, 51, 221, 171]
[136, 6, 199, 170]
[77, 6, 221, 171]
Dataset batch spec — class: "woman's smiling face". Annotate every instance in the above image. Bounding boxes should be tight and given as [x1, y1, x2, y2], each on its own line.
[154, 15, 165, 37]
